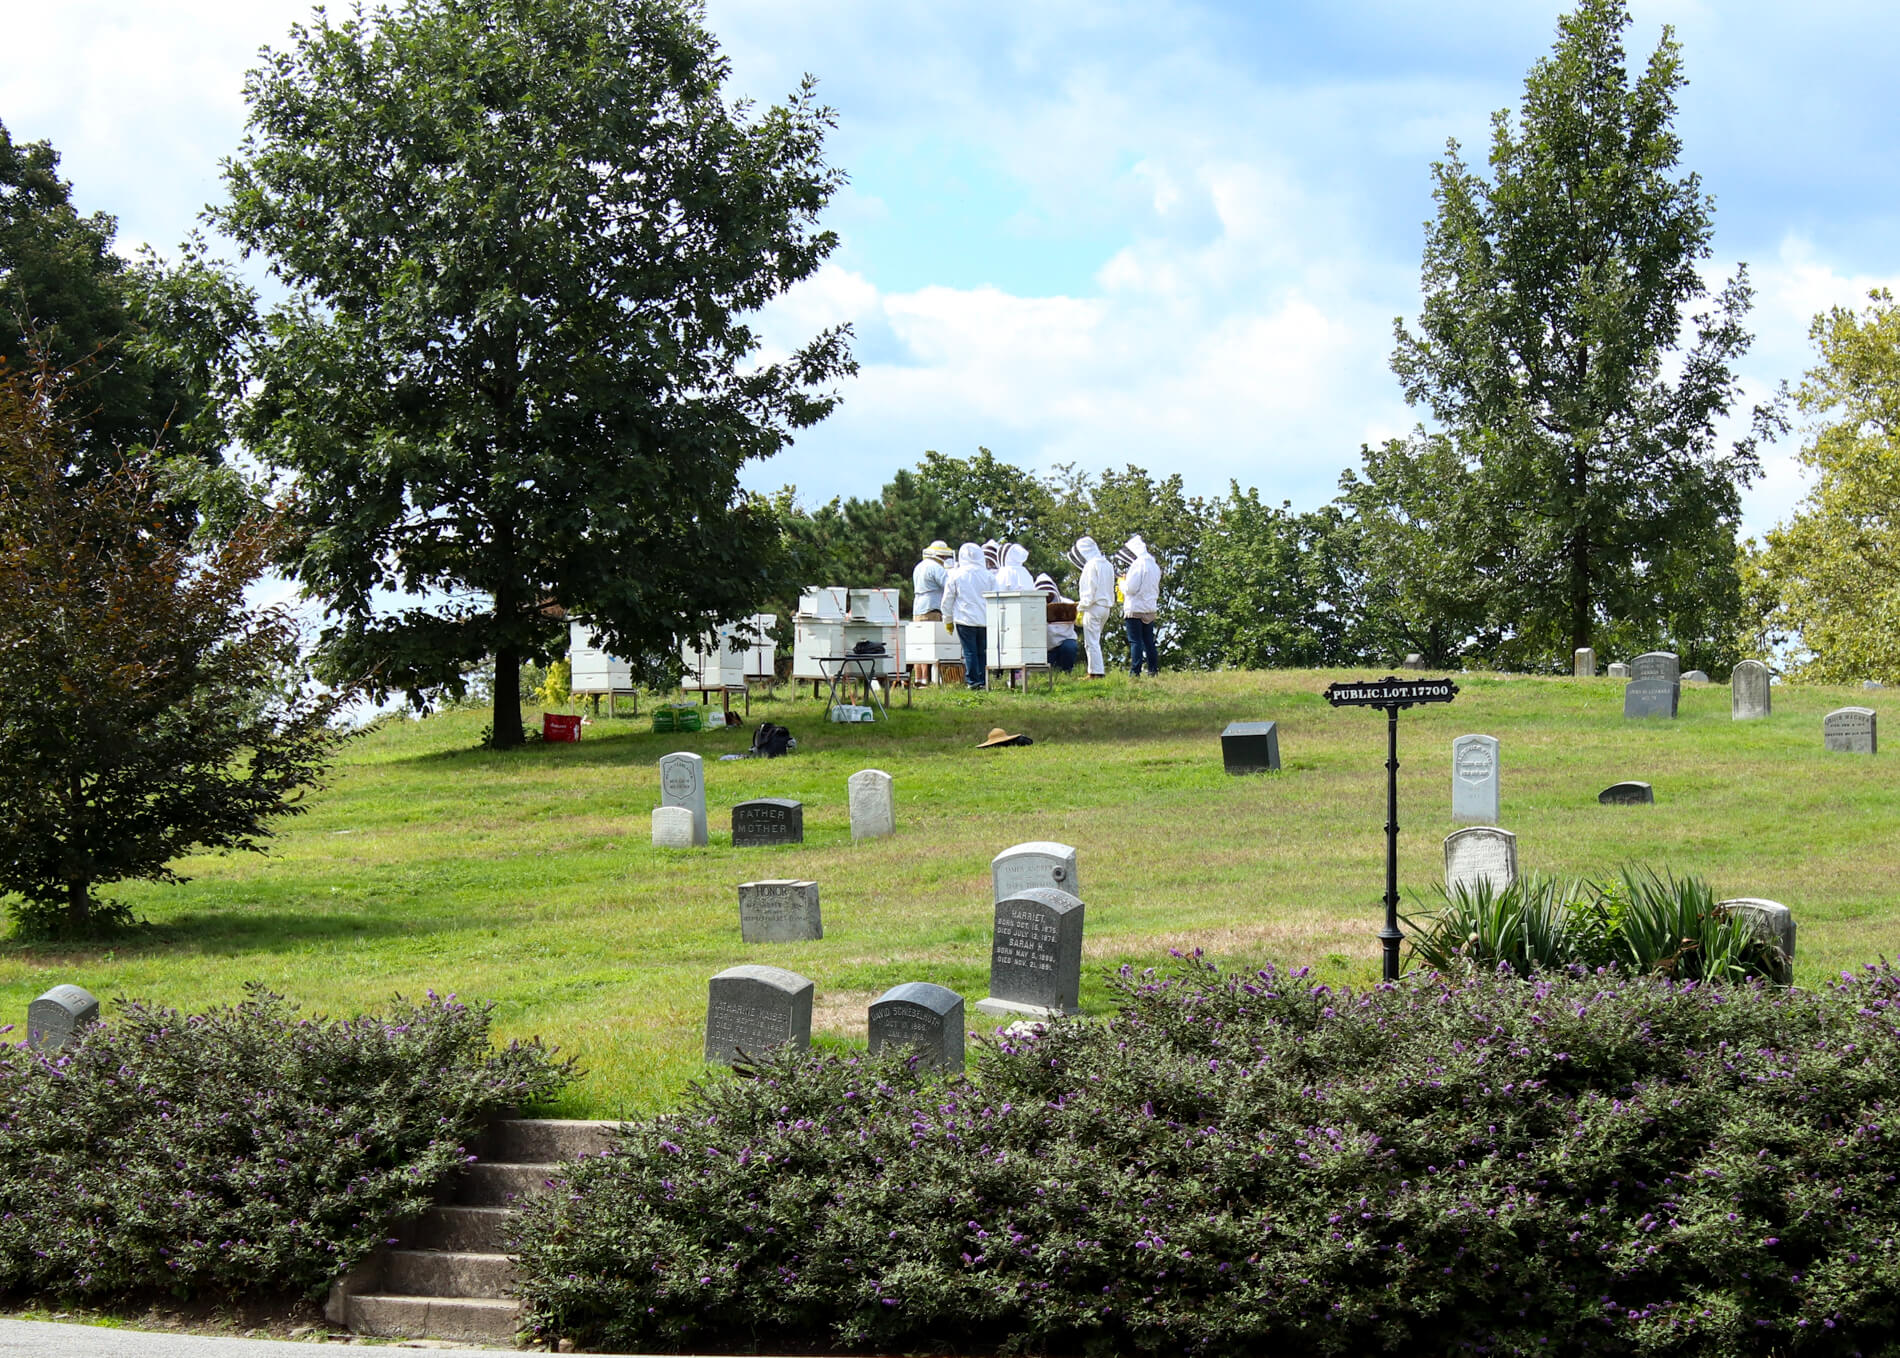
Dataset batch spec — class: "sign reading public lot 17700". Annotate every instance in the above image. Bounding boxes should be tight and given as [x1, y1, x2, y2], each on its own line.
[1324, 678, 1458, 709]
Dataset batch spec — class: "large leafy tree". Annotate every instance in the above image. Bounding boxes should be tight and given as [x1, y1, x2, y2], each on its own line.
[218, 0, 854, 745]
[0, 357, 344, 938]
[1387, 0, 1759, 669]
[1758, 291, 1900, 683]
[0, 121, 255, 480]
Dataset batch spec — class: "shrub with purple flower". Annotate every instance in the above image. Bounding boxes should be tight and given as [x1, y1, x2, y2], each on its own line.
[0, 983, 569, 1302]
[516, 955, 1900, 1356]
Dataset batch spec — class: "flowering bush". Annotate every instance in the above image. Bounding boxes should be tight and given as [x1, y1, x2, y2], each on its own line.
[0, 984, 569, 1302]
[517, 956, 1900, 1356]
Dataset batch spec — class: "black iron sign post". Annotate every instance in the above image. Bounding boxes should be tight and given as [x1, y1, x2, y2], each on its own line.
[1322, 676, 1459, 981]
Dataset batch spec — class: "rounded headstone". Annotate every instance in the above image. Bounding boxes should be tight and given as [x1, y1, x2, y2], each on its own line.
[657, 751, 708, 846]
[1598, 781, 1654, 806]
[1443, 826, 1517, 896]
[869, 982, 965, 1072]
[1450, 734, 1500, 824]
[990, 841, 1079, 902]
[978, 887, 1085, 1018]
[848, 769, 896, 841]
[1716, 897, 1795, 985]
[1731, 659, 1771, 720]
[704, 964, 814, 1065]
[652, 805, 695, 848]
[1823, 707, 1877, 755]
[27, 984, 100, 1052]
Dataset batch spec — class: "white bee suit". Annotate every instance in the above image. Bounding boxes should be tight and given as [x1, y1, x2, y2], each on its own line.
[1071, 536, 1114, 676]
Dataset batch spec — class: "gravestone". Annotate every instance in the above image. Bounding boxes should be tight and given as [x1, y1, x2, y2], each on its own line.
[1451, 734, 1500, 824]
[1598, 781, 1654, 805]
[704, 964, 814, 1065]
[1823, 707, 1877, 754]
[732, 798, 805, 846]
[738, 879, 822, 943]
[1607, 662, 1631, 679]
[657, 752, 708, 847]
[976, 887, 1085, 1018]
[1732, 659, 1771, 721]
[991, 841, 1079, 902]
[651, 805, 695, 849]
[1220, 720, 1281, 774]
[1403, 653, 1424, 671]
[1443, 826, 1517, 896]
[868, 982, 965, 1072]
[848, 769, 896, 841]
[1573, 647, 1595, 677]
[1866, 680, 1887, 691]
[1716, 897, 1796, 985]
[1682, 669, 1710, 684]
[26, 984, 99, 1053]
[1624, 677, 1679, 719]
[1629, 652, 1681, 683]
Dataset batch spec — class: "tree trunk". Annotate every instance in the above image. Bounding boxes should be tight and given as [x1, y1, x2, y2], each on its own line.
[1568, 440, 1592, 656]
[66, 878, 91, 936]
[491, 643, 524, 749]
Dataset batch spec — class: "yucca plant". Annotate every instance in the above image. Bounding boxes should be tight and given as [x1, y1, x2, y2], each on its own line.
[1607, 865, 1780, 983]
[1402, 873, 1597, 975]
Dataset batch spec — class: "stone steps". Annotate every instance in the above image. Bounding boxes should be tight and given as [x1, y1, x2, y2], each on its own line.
[329, 1117, 619, 1347]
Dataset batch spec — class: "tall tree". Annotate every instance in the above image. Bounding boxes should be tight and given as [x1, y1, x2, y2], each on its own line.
[218, 0, 853, 744]
[0, 122, 255, 481]
[0, 357, 344, 938]
[1758, 290, 1900, 683]
[1389, 0, 1758, 668]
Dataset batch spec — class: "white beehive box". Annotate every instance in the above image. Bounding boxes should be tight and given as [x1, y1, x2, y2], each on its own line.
[848, 588, 900, 625]
[569, 623, 632, 693]
[680, 625, 747, 690]
[741, 613, 778, 680]
[984, 591, 1049, 669]
[904, 619, 964, 663]
[798, 587, 848, 620]
[793, 618, 847, 680]
[841, 620, 898, 675]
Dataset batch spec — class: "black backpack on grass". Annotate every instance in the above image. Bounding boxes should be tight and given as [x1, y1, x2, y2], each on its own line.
[750, 722, 792, 758]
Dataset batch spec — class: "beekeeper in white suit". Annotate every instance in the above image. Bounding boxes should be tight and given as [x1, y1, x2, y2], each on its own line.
[939, 542, 994, 689]
[1069, 536, 1115, 679]
[995, 542, 1035, 591]
[1121, 533, 1161, 676]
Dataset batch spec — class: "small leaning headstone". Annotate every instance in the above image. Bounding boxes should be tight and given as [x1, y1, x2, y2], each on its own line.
[1443, 826, 1517, 896]
[1573, 647, 1595, 678]
[1624, 677, 1679, 719]
[1865, 680, 1887, 691]
[976, 887, 1085, 1018]
[27, 984, 99, 1053]
[651, 805, 695, 849]
[1731, 659, 1771, 721]
[868, 982, 965, 1072]
[1598, 781, 1654, 805]
[1682, 669, 1710, 685]
[1716, 897, 1796, 985]
[658, 751, 708, 847]
[1607, 662, 1631, 679]
[1220, 720, 1281, 774]
[1403, 653, 1424, 671]
[991, 841, 1079, 902]
[705, 964, 814, 1065]
[848, 769, 896, 841]
[732, 797, 805, 846]
[1823, 707, 1877, 754]
[738, 879, 822, 943]
[1451, 734, 1500, 824]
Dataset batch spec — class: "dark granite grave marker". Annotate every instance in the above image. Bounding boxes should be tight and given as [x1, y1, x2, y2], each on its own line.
[732, 797, 805, 846]
[1623, 677, 1679, 719]
[1598, 781, 1654, 805]
[1220, 720, 1281, 774]
[704, 964, 813, 1064]
[976, 887, 1085, 1018]
[868, 982, 965, 1071]
[27, 984, 99, 1052]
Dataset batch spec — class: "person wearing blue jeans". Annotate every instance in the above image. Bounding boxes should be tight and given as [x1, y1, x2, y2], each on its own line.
[1120, 533, 1161, 676]
[1125, 616, 1157, 676]
[939, 542, 995, 690]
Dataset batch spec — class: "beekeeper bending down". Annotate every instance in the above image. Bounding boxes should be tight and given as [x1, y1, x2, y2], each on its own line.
[912, 540, 952, 620]
[1070, 536, 1114, 679]
[1121, 533, 1161, 677]
[939, 542, 994, 690]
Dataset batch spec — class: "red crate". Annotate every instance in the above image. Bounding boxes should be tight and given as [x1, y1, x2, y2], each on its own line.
[543, 713, 582, 743]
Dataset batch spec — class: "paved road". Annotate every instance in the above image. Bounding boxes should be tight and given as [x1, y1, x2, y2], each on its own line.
[0, 1318, 534, 1357]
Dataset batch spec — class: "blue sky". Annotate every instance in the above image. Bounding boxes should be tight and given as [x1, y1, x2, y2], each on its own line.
[8, 0, 1899, 540]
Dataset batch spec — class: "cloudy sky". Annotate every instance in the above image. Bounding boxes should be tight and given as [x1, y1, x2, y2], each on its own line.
[7, 0, 1898, 540]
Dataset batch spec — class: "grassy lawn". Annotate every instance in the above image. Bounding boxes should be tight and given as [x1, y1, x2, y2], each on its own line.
[0, 669, 1893, 1118]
